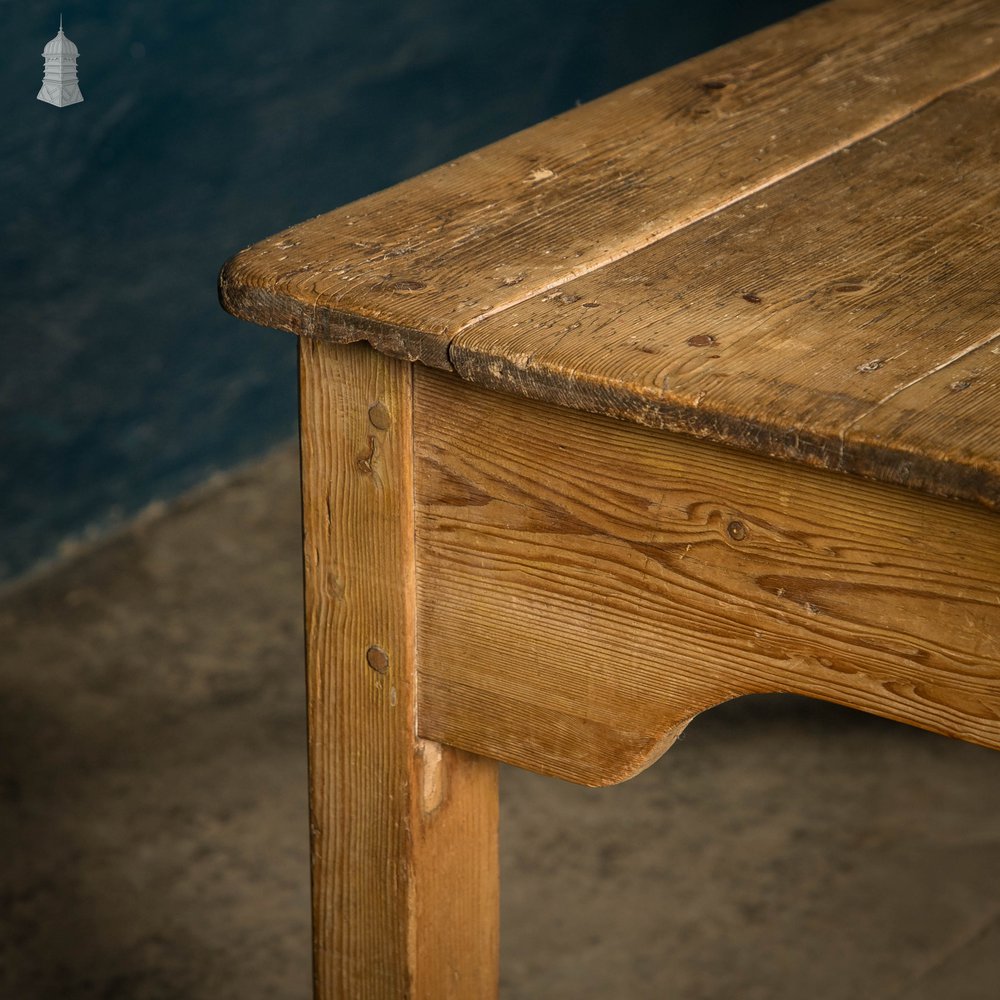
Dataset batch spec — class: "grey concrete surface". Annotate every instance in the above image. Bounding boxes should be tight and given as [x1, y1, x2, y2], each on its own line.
[2, 444, 998, 999]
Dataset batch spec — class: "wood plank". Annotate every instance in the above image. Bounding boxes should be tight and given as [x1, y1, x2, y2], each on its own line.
[299, 340, 498, 999]
[412, 369, 1000, 786]
[449, 71, 1000, 510]
[220, 0, 1000, 370]
[850, 337, 1000, 501]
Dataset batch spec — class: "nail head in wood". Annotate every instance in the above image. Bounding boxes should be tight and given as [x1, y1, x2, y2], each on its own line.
[368, 401, 391, 430]
[727, 520, 748, 541]
[366, 644, 390, 674]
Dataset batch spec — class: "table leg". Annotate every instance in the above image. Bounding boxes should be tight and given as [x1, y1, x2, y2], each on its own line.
[299, 338, 499, 999]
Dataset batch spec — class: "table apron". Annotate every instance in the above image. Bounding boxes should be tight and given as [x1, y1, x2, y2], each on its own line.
[412, 367, 1000, 786]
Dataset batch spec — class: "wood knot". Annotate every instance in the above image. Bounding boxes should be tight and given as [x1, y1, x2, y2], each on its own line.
[727, 520, 748, 541]
[356, 435, 378, 476]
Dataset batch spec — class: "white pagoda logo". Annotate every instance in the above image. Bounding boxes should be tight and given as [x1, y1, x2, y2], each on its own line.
[38, 15, 84, 108]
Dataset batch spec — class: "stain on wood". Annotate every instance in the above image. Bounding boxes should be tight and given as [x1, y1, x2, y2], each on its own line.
[412, 370, 1000, 786]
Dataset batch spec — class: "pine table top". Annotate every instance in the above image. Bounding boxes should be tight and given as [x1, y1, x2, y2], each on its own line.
[220, 0, 1000, 510]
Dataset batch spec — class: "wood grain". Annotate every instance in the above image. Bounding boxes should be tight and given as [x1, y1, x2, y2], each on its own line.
[450, 70, 1000, 511]
[850, 336, 1000, 501]
[299, 340, 498, 998]
[220, 0, 1000, 369]
[412, 369, 1000, 786]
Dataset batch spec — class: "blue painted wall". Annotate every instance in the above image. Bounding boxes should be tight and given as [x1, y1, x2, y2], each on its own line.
[1, 0, 815, 582]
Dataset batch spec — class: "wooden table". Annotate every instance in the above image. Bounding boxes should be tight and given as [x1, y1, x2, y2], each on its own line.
[220, 0, 1000, 994]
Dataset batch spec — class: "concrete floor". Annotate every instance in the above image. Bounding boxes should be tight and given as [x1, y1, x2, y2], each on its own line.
[2, 444, 999, 999]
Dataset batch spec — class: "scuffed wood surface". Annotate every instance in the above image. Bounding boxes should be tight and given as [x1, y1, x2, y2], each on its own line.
[849, 336, 1000, 502]
[221, 0, 1000, 511]
[221, 0, 1000, 370]
[412, 370, 1000, 786]
[299, 340, 498, 998]
[450, 71, 1000, 510]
